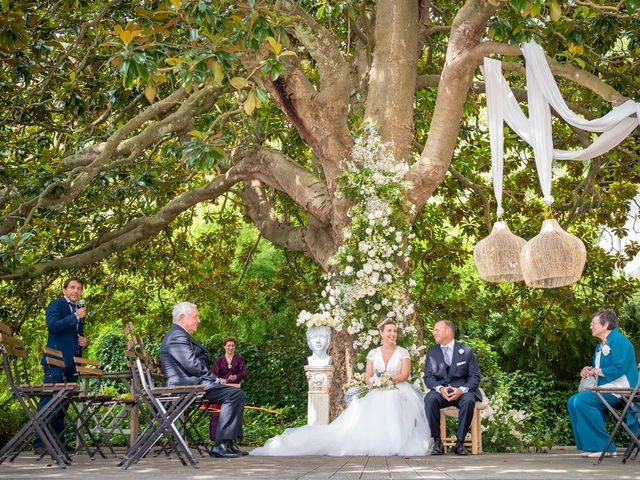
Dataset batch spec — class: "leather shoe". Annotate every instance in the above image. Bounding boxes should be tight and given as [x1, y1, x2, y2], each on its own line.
[209, 442, 241, 458]
[431, 438, 444, 455]
[229, 442, 249, 456]
[453, 442, 468, 456]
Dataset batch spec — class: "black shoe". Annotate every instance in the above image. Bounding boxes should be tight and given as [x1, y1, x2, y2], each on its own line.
[64, 444, 76, 454]
[453, 442, 468, 456]
[33, 447, 45, 457]
[432, 438, 444, 455]
[209, 442, 241, 458]
[229, 442, 249, 456]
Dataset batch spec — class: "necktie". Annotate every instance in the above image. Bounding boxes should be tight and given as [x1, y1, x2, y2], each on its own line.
[442, 346, 451, 366]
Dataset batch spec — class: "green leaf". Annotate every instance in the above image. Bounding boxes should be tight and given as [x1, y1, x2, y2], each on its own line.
[230, 77, 248, 89]
[244, 91, 256, 115]
[267, 36, 281, 55]
[144, 82, 156, 102]
[550, 0, 561, 22]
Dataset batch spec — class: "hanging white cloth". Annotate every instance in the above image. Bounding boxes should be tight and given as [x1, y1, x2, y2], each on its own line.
[483, 41, 640, 207]
[483, 58, 505, 217]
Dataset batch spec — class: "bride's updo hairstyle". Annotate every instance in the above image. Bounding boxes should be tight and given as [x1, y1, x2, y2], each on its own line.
[377, 318, 398, 331]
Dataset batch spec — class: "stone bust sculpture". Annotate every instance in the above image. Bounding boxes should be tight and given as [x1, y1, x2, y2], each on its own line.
[306, 325, 332, 366]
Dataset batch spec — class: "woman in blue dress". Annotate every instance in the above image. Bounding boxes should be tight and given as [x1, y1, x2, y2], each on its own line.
[567, 309, 638, 458]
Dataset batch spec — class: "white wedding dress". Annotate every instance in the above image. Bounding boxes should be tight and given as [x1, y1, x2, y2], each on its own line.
[250, 346, 432, 456]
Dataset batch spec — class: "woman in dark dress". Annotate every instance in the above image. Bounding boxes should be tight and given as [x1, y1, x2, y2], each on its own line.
[210, 337, 247, 440]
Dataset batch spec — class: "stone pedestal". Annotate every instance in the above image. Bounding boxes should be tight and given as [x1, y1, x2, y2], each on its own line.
[304, 365, 334, 425]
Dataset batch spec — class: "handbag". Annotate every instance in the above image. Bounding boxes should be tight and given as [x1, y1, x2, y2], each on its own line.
[578, 375, 597, 392]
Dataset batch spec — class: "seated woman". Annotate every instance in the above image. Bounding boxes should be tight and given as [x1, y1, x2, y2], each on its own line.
[567, 309, 638, 458]
[250, 319, 432, 456]
[210, 337, 247, 441]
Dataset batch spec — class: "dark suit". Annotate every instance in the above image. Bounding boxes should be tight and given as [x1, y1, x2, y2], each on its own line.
[423, 341, 481, 442]
[160, 324, 245, 442]
[34, 296, 83, 449]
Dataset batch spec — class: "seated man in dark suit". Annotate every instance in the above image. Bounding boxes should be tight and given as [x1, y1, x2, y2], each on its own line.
[159, 302, 247, 458]
[424, 320, 481, 456]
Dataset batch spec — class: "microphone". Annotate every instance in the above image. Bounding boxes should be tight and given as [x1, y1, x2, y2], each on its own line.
[78, 299, 86, 309]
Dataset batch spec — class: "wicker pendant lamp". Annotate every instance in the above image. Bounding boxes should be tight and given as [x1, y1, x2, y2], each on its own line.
[520, 218, 586, 288]
[474, 221, 526, 283]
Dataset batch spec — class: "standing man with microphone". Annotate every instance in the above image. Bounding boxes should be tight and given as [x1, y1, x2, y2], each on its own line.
[33, 277, 90, 455]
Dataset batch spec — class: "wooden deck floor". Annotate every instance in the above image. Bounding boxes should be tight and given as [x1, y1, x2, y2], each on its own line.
[1, 447, 639, 479]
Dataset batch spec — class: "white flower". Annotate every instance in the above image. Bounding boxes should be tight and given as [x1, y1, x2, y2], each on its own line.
[344, 266, 354, 275]
[602, 345, 611, 356]
[347, 255, 354, 263]
[365, 228, 372, 235]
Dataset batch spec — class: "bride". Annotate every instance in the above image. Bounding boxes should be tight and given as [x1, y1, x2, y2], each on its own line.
[250, 319, 432, 456]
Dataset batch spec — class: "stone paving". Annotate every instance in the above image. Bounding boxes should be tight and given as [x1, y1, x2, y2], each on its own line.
[1, 447, 640, 479]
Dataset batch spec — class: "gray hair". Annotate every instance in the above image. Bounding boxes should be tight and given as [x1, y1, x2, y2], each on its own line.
[592, 309, 618, 330]
[172, 302, 197, 324]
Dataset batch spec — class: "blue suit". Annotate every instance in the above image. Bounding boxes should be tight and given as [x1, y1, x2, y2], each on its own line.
[41, 296, 84, 367]
[423, 341, 481, 442]
[34, 296, 83, 449]
[568, 327, 638, 452]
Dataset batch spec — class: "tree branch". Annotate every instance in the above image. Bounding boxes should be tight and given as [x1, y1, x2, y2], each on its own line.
[241, 180, 308, 253]
[407, 0, 499, 208]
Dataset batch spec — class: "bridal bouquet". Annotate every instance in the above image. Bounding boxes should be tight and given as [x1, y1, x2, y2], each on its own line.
[370, 371, 397, 391]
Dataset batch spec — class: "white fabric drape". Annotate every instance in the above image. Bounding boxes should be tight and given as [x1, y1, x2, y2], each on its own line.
[483, 58, 505, 217]
[483, 40, 640, 207]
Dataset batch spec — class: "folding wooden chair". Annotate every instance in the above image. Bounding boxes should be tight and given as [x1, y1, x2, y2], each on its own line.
[119, 336, 204, 469]
[589, 366, 640, 465]
[0, 324, 78, 468]
[60, 356, 129, 459]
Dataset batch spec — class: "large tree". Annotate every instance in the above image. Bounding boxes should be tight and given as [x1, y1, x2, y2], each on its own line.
[2, 0, 640, 415]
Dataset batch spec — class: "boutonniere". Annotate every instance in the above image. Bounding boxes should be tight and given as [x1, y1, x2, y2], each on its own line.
[458, 348, 465, 355]
[601, 345, 611, 356]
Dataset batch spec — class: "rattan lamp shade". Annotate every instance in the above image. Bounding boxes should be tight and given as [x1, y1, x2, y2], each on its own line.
[520, 218, 586, 288]
[473, 221, 527, 283]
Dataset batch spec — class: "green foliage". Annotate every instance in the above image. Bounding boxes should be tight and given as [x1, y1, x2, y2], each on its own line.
[0, 398, 26, 448]
[238, 339, 308, 419]
[481, 374, 529, 452]
[460, 337, 503, 397]
[243, 406, 306, 446]
[503, 371, 575, 449]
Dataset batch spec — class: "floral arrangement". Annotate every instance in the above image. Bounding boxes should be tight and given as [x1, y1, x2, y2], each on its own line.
[370, 371, 398, 391]
[296, 310, 343, 331]
[481, 377, 530, 451]
[298, 128, 424, 378]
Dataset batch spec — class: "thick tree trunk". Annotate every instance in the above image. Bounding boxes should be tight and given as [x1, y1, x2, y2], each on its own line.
[328, 330, 355, 420]
[365, 0, 419, 162]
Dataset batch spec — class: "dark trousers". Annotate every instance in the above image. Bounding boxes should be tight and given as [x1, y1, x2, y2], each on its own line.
[33, 365, 77, 448]
[424, 390, 477, 442]
[203, 384, 245, 443]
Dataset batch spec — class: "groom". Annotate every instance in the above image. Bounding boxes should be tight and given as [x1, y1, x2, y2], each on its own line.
[424, 320, 481, 456]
